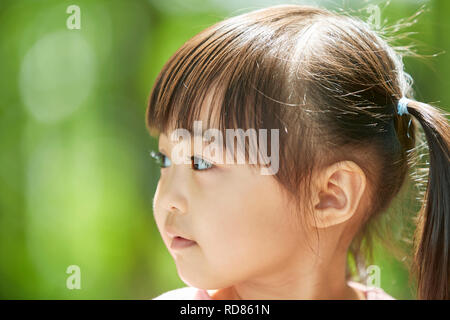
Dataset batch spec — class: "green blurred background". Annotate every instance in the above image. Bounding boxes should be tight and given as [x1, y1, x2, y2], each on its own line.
[0, 0, 448, 299]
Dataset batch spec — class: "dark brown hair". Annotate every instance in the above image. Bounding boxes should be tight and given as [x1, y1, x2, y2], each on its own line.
[146, 4, 450, 299]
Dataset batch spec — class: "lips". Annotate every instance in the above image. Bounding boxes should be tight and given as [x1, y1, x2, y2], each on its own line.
[170, 236, 196, 249]
[165, 226, 196, 249]
[166, 228, 194, 242]
[170, 233, 194, 242]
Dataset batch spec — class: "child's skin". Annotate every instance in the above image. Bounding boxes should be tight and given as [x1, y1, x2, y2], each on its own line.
[152, 94, 369, 300]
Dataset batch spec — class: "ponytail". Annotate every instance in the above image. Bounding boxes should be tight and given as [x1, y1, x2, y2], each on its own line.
[405, 100, 450, 299]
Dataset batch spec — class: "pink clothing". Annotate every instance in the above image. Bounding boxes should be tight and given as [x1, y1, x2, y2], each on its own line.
[347, 281, 395, 300]
[152, 286, 213, 300]
[152, 281, 395, 300]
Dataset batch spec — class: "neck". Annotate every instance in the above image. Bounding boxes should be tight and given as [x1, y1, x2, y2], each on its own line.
[209, 249, 364, 300]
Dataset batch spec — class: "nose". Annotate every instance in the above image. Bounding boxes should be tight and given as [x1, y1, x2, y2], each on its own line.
[155, 165, 188, 215]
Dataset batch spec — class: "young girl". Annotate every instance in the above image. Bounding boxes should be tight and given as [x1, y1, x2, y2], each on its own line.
[146, 4, 449, 300]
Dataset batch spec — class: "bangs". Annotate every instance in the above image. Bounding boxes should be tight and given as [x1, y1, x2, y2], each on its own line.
[145, 13, 302, 141]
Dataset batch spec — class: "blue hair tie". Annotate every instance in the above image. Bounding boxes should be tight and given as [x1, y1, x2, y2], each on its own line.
[397, 97, 411, 116]
[397, 97, 413, 139]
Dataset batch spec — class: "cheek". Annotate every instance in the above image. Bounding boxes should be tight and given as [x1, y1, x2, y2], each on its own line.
[195, 176, 300, 274]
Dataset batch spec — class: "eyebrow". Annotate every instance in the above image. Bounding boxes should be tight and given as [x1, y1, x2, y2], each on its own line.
[160, 127, 217, 142]
[158, 147, 168, 155]
[157, 134, 212, 157]
[187, 125, 210, 137]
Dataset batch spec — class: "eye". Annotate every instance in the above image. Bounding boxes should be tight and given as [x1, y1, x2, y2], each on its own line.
[150, 150, 171, 168]
[191, 156, 214, 171]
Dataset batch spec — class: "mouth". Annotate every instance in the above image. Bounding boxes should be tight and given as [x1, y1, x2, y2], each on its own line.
[170, 236, 197, 250]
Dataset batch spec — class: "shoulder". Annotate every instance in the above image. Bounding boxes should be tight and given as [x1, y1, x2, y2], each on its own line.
[347, 280, 395, 300]
[152, 286, 212, 300]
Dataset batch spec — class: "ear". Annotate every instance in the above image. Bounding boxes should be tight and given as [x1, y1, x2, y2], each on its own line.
[311, 160, 366, 228]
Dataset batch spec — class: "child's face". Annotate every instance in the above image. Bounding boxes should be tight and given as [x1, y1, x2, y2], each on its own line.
[153, 132, 310, 290]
